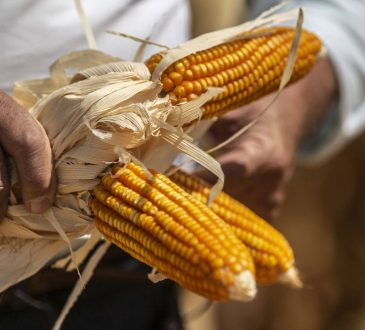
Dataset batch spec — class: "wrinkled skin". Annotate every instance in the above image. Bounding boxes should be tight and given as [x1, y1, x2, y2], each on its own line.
[0, 91, 56, 220]
[197, 59, 338, 220]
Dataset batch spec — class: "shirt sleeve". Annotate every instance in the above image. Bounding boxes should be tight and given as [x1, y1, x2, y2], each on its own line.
[281, 0, 365, 164]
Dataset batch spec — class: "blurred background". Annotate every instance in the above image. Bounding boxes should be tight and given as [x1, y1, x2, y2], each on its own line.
[180, 1, 365, 329]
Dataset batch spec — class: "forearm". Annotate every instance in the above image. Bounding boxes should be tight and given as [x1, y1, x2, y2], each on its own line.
[285, 0, 365, 161]
[274, 58, 338, 150]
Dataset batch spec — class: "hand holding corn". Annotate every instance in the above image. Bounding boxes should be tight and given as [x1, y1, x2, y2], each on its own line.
[0, 91, 56, 219]
[89, 26, 326, 300]
[200, 58, 338, 219]
[2, 24, 327, 302]
[90, 162, 300, 301]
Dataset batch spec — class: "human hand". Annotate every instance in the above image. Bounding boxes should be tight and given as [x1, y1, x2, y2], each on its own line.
[0, 91, 56, 220]
[199, 94, 298, 220]
[198, 59, 338, 219]
[206, 103, 295, 219]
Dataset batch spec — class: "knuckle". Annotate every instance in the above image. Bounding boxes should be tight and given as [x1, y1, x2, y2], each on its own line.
[223, 159, 248, 177]
[0, 99, 49, 154]
[268, 154, 292, 174]
[23, 130, 48, 157]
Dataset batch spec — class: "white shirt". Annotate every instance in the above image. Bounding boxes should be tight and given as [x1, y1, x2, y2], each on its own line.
[0, 0, 190, 92]
[1, 0, 365, 163]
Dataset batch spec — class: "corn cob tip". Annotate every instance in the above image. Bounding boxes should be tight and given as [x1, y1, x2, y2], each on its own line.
[229, 270, 257, 302]
[148, 269, 167, 283]
[169, 169, 299, 287]
[278, 266, 302, 288]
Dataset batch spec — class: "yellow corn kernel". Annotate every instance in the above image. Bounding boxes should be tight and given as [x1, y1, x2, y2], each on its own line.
[145, 27, 322, 119]
[169, 169, 302, 287]
[90, 163, 257, 301]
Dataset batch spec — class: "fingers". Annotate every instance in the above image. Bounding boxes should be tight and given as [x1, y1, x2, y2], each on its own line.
[219, 146, 289, 218]
[0, 92, 56, 213]
[194, 140, 266, 191]
[237, 174, 286, 221]
[0, 147, 9, 220]
[194, 138, 291, 220]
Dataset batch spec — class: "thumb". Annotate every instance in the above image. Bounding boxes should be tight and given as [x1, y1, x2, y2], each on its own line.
[0, 91, 56, 213]
[217, 135, 268, 176]
[193, 143, 261, 185]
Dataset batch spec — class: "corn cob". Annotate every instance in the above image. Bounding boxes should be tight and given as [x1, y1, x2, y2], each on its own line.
[90, 162, 257, 301]
[169, 169, 301, 287]
[145, 27, 322, 119]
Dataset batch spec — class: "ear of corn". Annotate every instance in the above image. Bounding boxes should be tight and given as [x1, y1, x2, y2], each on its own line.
[90, 162, 257, 301]
[169, 169, 301, 288]
[145, 27, 322, 119]
[90, 27, 317, 296]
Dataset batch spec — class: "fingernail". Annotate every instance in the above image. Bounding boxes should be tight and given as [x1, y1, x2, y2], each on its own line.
[27, 196, 51, 214]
